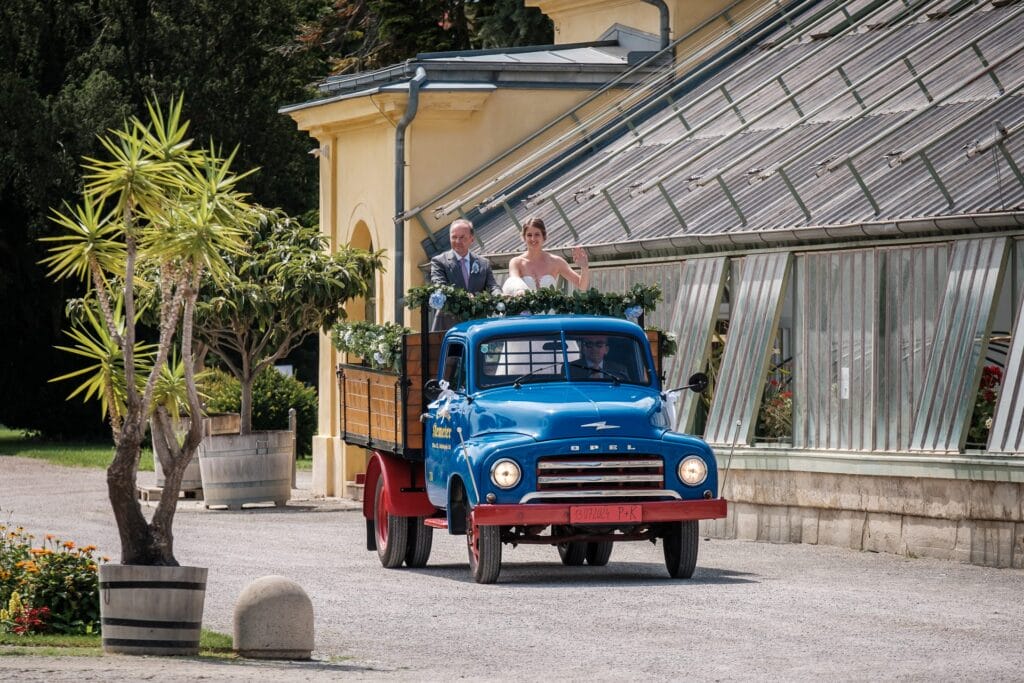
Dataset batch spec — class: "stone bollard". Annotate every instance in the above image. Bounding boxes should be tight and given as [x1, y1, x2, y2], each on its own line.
[233, 575, 314, 660]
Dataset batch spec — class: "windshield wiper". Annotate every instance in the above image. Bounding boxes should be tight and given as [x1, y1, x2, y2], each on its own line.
[512, 362, 563, 389]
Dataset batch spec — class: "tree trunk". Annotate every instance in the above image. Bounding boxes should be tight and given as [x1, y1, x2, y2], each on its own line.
[147, 408, 205, 566]
[107, 419, 172, 565]
[240, 374, 254, 435]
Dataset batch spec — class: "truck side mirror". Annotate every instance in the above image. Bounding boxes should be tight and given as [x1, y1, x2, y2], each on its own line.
[687, 372, 709, 393]
[424, 379, 442, 402]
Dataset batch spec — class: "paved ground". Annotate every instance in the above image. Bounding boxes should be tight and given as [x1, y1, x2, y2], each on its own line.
[2, 455, 1024, 681]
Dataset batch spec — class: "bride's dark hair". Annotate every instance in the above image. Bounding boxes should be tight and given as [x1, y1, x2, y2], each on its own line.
[521, 216, 547, 239]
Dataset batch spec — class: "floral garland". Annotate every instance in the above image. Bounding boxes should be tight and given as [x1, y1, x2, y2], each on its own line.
[331, 320, 410, 372]
[333, 284, 673, 373]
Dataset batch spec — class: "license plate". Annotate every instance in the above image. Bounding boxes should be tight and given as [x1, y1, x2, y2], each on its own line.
[569, 504, 642, 524]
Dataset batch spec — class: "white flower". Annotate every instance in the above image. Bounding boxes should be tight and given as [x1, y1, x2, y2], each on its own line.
[373, 351, 385, 366]
[496, 302, 506, 313]
[471, 261, 480, 274]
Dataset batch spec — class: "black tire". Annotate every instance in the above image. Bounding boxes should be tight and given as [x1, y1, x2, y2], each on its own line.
[663, 520, 699, 579]
[585, 541, 614, 566]
[374, 476, 408, 568]
[466, 506, 502, 584]
[405, 517, 434, 568]
[557, 541, 587, 566]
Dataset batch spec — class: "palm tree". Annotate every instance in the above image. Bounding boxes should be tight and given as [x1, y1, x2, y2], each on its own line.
[41, 97, 256, 565]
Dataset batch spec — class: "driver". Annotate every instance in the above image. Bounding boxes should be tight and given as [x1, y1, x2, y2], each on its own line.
[570, 335, 628, 380]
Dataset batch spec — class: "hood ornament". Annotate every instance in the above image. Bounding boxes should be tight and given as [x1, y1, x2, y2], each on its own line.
[581, 421, 620, 431]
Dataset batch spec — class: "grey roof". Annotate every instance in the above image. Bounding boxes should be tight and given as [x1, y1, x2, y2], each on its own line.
[279, 40, 653, 114]
[459, 0, 1024, 261]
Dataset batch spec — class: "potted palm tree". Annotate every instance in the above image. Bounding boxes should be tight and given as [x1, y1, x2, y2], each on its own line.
[42, 97, 256, 655]
[191, 208, 382, 508]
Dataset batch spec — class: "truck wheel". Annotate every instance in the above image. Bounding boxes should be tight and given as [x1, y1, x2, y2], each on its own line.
[466, 507, 501, 584]
[585, 541, 614, 566]
[557, 542, 586, 566]
[663, 520, 699, 579]
[374, 476, 408, 568]
[405, 517, 434, 568]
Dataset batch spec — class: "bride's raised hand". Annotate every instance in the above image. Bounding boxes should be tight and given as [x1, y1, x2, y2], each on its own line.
[572, 246, 589, 268]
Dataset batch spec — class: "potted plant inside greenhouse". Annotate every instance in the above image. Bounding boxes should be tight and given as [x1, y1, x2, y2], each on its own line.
[190, 207, 382, 509]
[42, 97, 258, 655]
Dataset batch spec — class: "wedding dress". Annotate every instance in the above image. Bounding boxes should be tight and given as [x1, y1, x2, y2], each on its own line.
[502, 274, 557, 295]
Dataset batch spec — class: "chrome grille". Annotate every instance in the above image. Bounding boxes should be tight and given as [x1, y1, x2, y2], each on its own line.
[536, 456, 664, 492]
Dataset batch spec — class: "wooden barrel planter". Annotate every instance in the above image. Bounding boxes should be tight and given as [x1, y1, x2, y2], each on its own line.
[198, 430, 293, 509]
[152, 414, 241, 493]
[99, 564, 207, 656]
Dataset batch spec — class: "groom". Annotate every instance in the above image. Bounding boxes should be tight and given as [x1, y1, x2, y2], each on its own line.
[429, 218, 501, 331]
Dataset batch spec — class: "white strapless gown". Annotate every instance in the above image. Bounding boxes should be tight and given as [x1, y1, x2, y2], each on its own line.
[502, 274, 557, 295]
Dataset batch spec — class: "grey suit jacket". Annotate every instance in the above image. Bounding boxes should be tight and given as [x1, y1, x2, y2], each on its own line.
[428, 250, 501, 331]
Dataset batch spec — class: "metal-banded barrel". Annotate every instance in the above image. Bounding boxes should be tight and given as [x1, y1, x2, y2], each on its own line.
[99, 564, 207, 655]
[198, 431, 293, 509]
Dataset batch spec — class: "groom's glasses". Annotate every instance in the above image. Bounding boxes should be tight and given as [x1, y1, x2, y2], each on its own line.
[582, 341, 608, 348]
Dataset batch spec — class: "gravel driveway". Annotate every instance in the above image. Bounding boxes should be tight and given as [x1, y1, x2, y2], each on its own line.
[2, 455, 1023, 681]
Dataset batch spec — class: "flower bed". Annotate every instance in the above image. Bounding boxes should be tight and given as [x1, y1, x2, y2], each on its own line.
[0, 524, 107, 635]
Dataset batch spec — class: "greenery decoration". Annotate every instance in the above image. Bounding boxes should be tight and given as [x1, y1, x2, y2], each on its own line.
[333, 284, 668, 374]
[405, 282, 663, 320]
[331, 320, 411, 372]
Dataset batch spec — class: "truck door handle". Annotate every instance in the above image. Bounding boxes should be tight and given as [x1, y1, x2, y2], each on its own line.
[420, 413, 431, 423]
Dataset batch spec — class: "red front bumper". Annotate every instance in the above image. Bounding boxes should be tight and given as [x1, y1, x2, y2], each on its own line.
[472, 498, 727, 526]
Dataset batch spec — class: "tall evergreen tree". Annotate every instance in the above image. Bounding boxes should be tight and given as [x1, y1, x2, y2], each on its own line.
[0, 0, 325, 435]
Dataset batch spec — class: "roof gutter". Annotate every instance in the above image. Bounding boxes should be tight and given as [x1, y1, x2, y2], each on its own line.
[641, 0, 672, 50]
[394, 67, 427, 324]
[476, 212, 1024, 266]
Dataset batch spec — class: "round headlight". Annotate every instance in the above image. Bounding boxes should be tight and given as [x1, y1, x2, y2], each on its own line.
[677, 456, 707, 486]
[490, 459, 522, 489]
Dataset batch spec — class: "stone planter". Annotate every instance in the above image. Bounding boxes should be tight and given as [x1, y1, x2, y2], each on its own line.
[198, 430, 293, 509]
[99, 564, 207, 656]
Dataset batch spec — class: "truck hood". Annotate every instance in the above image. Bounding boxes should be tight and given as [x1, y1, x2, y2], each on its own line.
[467, 384, 666, 440]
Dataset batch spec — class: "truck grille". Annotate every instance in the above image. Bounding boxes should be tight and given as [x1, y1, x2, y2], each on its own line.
[536, 455, 664, 492]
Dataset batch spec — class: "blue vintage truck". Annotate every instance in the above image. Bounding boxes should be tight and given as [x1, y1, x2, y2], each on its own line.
[337, 313, 727, 583]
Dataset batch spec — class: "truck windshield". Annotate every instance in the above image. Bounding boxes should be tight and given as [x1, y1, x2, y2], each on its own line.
[476, 332, 651, 389]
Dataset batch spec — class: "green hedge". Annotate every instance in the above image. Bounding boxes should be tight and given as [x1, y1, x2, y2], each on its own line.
[204, 368, 317, 457]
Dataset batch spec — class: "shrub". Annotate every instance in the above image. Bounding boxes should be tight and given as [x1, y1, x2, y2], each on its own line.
[0, 524, 107, 635]
[967, 364, 1003, 447]
[204, 368, 317, 456]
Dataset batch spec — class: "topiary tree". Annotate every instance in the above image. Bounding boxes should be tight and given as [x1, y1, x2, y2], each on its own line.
[193, 208, 382, 435]
[41, 97, 257, 565]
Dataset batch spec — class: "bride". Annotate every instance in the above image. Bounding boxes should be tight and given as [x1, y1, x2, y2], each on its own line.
[502, 217, 589, 295]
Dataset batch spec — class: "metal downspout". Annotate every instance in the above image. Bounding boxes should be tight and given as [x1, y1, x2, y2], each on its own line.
[394, 66, 427, 324]
[642, 0, 671, 50]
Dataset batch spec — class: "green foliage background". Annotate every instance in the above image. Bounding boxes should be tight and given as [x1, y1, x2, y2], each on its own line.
[1, 0, 551, 437]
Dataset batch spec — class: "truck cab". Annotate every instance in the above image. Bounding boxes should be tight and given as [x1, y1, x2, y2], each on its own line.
[352, 314, 726, 583]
